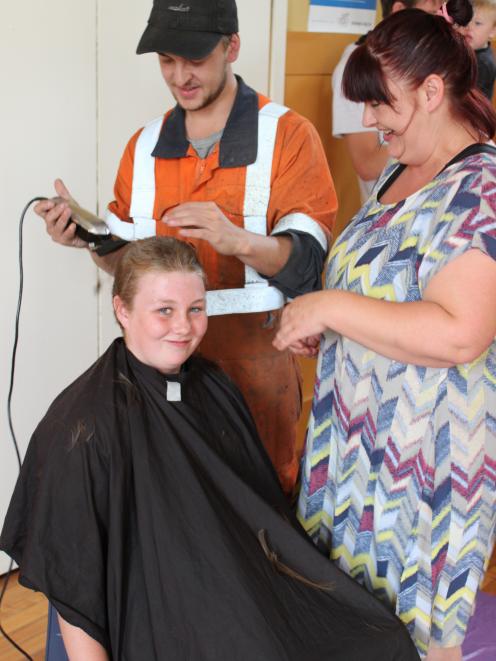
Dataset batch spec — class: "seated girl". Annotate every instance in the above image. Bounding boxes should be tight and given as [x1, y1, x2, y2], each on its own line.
[0, 238, 419, 660]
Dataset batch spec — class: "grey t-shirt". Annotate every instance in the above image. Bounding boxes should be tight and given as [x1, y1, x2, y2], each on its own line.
[189, 130, 224, 159]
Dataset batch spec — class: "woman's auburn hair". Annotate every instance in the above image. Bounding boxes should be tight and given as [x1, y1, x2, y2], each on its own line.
[342, 4, 496, 141]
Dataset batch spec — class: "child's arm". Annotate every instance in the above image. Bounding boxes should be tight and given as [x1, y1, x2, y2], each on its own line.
[57, 614, 109, 661]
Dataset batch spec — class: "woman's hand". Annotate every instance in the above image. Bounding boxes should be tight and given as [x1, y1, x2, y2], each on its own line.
[286, 335, 321, 358]
[273, 249, 496, 367]
[273, 291, 331, 352]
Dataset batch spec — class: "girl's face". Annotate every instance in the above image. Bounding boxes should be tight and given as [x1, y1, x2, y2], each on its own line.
[114, 270, 207, 374]
[362, 77, 427, 164]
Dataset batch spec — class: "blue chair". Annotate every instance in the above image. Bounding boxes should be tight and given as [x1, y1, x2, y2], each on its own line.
[45, 604, 69, 661]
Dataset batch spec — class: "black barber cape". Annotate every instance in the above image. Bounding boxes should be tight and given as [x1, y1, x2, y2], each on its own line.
[0, 339, 419, 660]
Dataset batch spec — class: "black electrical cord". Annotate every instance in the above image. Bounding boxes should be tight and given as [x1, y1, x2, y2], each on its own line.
[0, 197, 48, 661]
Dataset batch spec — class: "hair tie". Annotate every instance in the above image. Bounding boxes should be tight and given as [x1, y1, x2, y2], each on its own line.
[437, 2, 454, 24]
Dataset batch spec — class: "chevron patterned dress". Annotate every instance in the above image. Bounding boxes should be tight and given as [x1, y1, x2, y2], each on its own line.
[297, 151, 496, 656]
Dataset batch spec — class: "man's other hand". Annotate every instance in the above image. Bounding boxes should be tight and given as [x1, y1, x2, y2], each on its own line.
[162, 201, 246, 256]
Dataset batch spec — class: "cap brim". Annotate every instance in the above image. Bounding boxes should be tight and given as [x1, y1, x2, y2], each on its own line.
[136, 27, 223, 59]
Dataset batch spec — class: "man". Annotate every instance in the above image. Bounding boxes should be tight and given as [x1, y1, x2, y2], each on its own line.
[35, 0, 337, 494]
[332, 0, 443, 201]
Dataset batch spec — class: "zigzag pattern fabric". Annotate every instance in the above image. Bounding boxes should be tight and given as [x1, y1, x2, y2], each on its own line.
[297, 151, 496, 657]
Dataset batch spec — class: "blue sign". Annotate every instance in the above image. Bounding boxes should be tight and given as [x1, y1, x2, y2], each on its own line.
[309, 0, 377, 34]
[311, 0, 376, 9]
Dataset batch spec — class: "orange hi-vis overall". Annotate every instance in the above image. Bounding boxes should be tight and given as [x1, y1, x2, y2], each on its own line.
[106, 79, 337, 493]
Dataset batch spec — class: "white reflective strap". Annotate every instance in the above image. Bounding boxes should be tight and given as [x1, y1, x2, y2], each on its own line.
[272, 212, 328, 252]
[105, 210, 136, 241]
[104, 211, 156, 241]
[206, 285, 284, 316]
[243, 102, 289, 287]
[244, 214, 266, 237]
[243, 102, 289, 224]
[245, 265, 262, 285]
[133, 217, 157, 239]
[130, 115, 164, 220]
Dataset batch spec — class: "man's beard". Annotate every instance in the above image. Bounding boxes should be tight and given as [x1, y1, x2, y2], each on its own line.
[177, 69, 228, 112]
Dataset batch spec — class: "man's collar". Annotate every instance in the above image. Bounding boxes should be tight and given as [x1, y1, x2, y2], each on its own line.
[152, 76, 259, 167]
[152, 104, 189, 160]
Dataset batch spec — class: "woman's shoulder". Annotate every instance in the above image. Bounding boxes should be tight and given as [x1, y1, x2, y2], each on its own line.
[439, 146, 496, 215]
[443, 144, 496, 180]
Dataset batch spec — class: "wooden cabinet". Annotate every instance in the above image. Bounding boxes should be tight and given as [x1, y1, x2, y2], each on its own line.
[285, 31, 363, 447]
[285, 31, 362, 238]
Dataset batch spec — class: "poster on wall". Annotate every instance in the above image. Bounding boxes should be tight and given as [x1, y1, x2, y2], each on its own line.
[308, 0, 377, 34]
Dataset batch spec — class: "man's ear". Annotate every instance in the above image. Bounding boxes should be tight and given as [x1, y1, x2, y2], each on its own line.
[226, 33, 241, 64]
[113, 295, 130, 329]
[422, 74, 445, 112]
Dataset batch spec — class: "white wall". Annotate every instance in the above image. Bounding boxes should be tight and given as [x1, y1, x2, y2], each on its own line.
[0, 0, 287, 575]
[0, 1, 99, 574]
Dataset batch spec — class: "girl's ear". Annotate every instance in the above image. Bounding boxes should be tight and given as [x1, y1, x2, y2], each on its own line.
[113, 295, 130, 330]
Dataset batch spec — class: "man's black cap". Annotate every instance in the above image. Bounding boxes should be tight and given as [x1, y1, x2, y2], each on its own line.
[137, 0, 239, 60]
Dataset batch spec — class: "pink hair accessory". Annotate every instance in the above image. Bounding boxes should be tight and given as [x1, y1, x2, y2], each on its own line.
[437, 2, 454, 24]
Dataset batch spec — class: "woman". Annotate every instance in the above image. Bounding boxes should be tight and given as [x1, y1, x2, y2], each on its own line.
[0, 238, 418, 660]
[274, 2, 496, 659]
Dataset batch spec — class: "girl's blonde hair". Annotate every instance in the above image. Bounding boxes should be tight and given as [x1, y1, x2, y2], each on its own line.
[113, 237, 205, 311]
